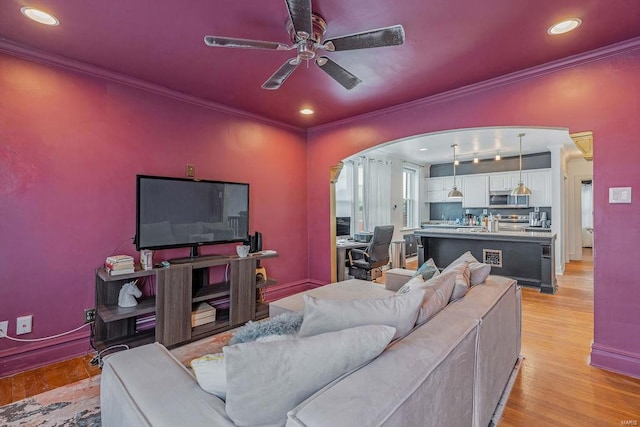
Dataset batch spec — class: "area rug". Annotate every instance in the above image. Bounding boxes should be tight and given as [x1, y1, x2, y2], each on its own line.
[0, 331, 233, 426]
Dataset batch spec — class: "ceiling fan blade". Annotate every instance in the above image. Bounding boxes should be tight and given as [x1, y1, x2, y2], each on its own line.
[285, 0, 313, 39]
[262, 59, 301, 90]
[204, 36, 288, 50]
[324, 25, 405, 51]
[316, 56, 362, 90]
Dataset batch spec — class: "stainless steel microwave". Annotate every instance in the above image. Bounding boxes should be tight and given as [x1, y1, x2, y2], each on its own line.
[489, 191, 530, 208]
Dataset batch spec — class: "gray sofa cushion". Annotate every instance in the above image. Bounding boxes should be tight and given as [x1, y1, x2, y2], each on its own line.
[100, 342, 234, 427]
[224, 325, 395, 427]
[287, 311, 480, 427]
[298, 290, 425, 340]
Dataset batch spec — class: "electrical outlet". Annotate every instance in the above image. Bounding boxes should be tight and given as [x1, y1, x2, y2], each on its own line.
[16, 315, 32, 335]
[84, 308, 96, 324]
[0, 321, 8, 337]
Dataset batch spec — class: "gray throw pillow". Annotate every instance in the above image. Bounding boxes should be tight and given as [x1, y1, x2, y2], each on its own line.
[445, 251, 491, 285]
[443, 261, 470, 302]
[224, 325, 395, 426]
[298, 290, 425, 340]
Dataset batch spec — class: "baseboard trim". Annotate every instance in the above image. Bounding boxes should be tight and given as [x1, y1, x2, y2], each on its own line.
[590, 342, 640, 379]
[0, 330, 91, 378]
[264, 279, 327, 302]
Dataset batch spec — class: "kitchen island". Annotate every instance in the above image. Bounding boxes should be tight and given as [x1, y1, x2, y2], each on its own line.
[414, 228, 557, 294]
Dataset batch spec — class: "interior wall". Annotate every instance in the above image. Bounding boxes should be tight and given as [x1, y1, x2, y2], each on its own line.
[0, 52, 308, 374]
[307, 42, 640, 378]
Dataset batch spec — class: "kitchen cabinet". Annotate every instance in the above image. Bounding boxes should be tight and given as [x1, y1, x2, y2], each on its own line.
[425, 176, 456, 203]
[462, 175, 489, 207]
[525, 169, 552, 207]
[489, 172, 521, 191]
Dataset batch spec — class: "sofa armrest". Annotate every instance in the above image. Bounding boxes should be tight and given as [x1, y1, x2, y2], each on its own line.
[384, 268, 416, 292]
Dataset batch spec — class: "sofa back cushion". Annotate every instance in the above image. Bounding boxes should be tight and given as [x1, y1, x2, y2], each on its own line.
[298, 290, 424, 340]
[224, 325, 395, 426]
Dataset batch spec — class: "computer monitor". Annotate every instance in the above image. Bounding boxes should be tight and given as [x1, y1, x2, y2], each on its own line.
[336, 217, 351, 237]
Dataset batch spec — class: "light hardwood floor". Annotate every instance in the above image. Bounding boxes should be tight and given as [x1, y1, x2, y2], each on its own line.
[2, 249, 639, 425]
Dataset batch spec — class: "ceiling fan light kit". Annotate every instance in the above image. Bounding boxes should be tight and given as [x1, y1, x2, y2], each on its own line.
[203, 0, 405, 90]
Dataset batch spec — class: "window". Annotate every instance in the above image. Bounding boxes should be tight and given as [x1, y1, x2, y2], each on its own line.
[403, 167, 419, 228]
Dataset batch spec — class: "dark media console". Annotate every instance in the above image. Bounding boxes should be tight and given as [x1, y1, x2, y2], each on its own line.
[93, 251, 278, 350]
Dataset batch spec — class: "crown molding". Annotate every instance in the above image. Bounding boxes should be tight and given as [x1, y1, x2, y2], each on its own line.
[0, 39, 304, 134]
[310, 36, 640, 133]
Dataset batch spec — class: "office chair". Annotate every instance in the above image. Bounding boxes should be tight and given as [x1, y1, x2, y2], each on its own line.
[348, 225, 394, 281]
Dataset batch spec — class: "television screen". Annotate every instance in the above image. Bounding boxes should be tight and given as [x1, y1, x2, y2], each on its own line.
[135, 175, 249, 252]
[336, 217, 351, 237]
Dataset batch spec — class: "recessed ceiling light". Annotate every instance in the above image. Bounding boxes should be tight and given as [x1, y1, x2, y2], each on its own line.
[299, 108, 314, 115]
[21, 7, 59, 26]
[419, 148, 428, 152]
[547, 18, 582, 35]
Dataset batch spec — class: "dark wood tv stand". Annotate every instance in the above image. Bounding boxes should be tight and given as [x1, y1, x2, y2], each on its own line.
[93, 252, 278, 350]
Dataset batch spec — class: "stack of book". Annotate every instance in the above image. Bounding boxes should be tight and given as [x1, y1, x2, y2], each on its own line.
[105, 255, 135, 276]
[191, 302, 216, 327]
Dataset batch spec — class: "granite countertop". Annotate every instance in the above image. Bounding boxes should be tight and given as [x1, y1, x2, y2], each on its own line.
[415, 228, 556, 241]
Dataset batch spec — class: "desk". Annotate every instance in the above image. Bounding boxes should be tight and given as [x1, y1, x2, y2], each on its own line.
[336, 241, 368, 282]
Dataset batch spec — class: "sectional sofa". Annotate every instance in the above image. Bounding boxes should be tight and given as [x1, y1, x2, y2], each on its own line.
[101, 270, 521, 426]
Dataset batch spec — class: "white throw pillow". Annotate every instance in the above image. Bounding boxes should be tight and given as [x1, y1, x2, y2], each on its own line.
[224, 324, 395, 427]
[190, 353, 227, 400]
[298, 290, 425, 340]
[396, 275, 425, 294]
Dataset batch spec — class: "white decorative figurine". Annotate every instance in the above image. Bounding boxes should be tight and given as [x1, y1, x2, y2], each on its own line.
[118, 280, 142, 308]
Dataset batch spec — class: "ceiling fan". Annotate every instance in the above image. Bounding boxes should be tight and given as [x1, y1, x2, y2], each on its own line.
[203, 0, 405, 90]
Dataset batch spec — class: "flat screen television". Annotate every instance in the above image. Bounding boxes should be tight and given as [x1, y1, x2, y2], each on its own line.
[135, 175, 249, 257]
[336, 216, 351, 237]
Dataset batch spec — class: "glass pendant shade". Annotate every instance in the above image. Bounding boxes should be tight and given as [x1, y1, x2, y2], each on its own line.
[448, 144, 463, 199]
[511, 133, 531, 196]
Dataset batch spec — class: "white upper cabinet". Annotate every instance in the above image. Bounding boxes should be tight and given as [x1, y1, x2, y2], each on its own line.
[427, 168, 551, 207]
[425, 176, 456, 203]
[489, 172, 521, 191]
[524, 169, 552, 207]
[462, 175, 489, 207]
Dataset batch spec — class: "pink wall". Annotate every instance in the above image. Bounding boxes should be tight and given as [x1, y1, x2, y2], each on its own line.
[307, 43, 640, 378]
[0, 52, 308, 374]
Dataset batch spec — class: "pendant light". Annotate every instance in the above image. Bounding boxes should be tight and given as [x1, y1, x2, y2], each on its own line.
[511, 133, 532, 196]
[448, 144, 463, 198]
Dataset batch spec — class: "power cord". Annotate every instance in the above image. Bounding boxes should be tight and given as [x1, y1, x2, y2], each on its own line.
[90, 344, 129, 369]
[0, 322, 91, 342]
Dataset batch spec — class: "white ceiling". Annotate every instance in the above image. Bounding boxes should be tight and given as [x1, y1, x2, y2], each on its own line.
[357, 126, 580, 164]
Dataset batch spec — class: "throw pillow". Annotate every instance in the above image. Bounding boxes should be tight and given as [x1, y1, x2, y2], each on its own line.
[396, 275, 425, 294]
[224, 324, 395, 427]
[413, 258, 441, 280]
[445, 251, 492, 285]
[414, 270, 457, 323]
[190, 353, 227, 400]
[443, 261, 471, 302]
[229, 311, 304, 345]
[298, 290, 425, 340]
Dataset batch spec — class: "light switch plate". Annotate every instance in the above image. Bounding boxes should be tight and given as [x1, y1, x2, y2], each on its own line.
[609, 187, 632, 204]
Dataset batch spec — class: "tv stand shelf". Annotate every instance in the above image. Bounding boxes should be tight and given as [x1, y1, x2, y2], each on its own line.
[93, 252, 278, 350]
